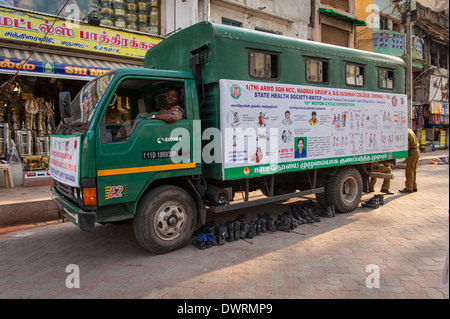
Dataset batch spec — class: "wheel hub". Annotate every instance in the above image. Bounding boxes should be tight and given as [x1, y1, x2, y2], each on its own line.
[154, 204, 186, 241]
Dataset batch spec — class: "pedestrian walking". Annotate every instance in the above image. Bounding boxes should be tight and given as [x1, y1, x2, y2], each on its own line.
[399, 128, 420, 194]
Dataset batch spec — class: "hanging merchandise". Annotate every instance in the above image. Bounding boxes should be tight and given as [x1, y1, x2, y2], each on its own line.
[429, 102, 448, 125]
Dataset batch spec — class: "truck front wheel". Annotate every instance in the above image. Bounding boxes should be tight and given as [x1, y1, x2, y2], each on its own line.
[326, 167, 362, 213]
[133, 186, 197, 254]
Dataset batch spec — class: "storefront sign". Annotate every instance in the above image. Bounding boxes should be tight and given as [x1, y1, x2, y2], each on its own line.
[0, 56, 110, 78]
[49, 135, 81, 187]
[220, 79, 408, 180]
[0, 7, 162, 59]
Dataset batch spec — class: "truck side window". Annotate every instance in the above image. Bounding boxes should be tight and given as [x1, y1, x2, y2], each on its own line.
[249, 50, 280, 80]
[306, 58, 329, 84]
[345, 63, 365, 87]
[100, 79, 186, 144]
[378, 68, 394, 90]
[100, 94, 133, 144]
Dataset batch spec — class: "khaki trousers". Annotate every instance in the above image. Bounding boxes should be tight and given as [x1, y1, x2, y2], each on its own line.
[405, 148, 420, 191]
[370, 165, 392, 191]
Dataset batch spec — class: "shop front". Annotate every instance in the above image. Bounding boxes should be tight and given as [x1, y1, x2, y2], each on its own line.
[413, 71, 449, 152]
[0, 3, 162, 186]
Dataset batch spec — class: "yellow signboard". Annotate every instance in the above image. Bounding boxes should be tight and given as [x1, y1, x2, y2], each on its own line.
[0, 7, 162, 59]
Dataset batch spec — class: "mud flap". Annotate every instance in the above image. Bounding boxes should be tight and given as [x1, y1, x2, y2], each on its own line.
[78, 211, 96, 232]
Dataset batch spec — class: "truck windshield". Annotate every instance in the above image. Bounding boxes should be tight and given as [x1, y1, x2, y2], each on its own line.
[65, 72, 117, 130]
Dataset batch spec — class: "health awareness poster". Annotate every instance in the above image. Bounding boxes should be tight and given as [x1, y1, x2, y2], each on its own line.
[49, 135, 81, 187]
[220, 79, 408, 180]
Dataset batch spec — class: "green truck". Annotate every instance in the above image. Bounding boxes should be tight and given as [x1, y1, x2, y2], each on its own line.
[50, 22, 408, 254]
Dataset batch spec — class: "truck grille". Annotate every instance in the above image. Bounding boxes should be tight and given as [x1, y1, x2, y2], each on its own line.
[55, 181, 74, 200]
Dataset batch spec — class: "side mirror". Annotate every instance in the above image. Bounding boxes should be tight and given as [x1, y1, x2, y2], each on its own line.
[59, 92, 71, 119]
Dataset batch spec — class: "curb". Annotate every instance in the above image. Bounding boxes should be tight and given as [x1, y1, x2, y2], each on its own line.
[0, 200, 59, 227]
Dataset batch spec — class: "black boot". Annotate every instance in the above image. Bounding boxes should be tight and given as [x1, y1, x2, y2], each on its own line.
[247, 221, 257, 239]
[276, 214, 291, 232]
[362, 197, 379, 209]
[254, 219, 262, 236]
[291, 205, 306, 224]
[226, 221, 234, 242]
[298, 206, 314, 223]
[257, 214, 267, 233]
[203, 222, 217, 248]
[374, 194, 385, 205]
[215, 224, 228, 246]
[234, 220, 241, 241]
[306, 201, 321, 222]
[319, 206, 334, 218]
[264, 213, 276, 232]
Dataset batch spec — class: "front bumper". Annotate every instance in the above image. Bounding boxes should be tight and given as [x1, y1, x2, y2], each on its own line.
[51, 186, 96, 232]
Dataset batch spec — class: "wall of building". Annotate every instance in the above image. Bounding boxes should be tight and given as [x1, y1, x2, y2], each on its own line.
[161, 0, 312, 40]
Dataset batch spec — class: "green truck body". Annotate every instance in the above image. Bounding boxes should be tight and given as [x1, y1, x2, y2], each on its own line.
[50, 22, 408, 254]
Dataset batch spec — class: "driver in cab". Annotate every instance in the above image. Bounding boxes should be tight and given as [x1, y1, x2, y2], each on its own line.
[139, 87, 184, 123]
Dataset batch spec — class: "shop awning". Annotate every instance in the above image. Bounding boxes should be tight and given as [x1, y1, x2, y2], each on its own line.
[0, 47, 143, 81]
[319, 8, 367, 26]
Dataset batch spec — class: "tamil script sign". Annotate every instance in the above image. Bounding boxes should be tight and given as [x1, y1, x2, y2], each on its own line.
[0, 7, 162, 59]
[0, 56, 111, 79]
[220, 79, 408, 180]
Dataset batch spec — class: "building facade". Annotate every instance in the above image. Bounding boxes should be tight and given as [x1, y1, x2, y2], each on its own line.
[355, 0, 449, 148]
[161, 0, 313, 40]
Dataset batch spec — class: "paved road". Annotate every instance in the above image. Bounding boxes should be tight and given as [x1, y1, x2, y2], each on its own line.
[0, 165, 448, 299]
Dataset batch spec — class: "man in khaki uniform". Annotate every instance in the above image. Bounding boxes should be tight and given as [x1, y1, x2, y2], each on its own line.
[399, 128, 420, 194]
[369, 161, 394, 195]
[149, 87, 184, 123]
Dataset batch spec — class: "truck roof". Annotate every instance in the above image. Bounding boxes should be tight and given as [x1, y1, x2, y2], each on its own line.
[146, 21, 405, 69]
[144, 21, 405, 91]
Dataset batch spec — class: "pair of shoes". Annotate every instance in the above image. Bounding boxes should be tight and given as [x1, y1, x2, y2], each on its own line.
[413, 189, 418, 192]
[361, 197, 380, 209]
[380, 189, 394, 195]
[399, 188, 413, 194]
[374, 194, 385, 206]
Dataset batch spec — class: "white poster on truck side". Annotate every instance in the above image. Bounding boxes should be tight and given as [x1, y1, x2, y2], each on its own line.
[220, 79, 408, 180]
[49, 135, 81, 187]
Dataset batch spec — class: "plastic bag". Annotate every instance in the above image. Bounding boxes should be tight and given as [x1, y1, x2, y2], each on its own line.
[7, 139, 21, 164]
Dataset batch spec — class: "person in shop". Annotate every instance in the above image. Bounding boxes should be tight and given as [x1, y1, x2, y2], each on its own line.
[369, 161, 394, 195]
[399, 128, 420, 194]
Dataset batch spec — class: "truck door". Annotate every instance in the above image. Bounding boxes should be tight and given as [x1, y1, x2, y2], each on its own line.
[95, 76, 196, 218]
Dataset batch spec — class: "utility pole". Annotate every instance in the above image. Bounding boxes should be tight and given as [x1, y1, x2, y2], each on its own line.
[405, 0, 413, 129]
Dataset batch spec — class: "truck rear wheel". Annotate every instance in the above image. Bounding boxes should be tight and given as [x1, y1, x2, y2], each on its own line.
[326, 167, 362, 213]
[133, 185, 197, 254]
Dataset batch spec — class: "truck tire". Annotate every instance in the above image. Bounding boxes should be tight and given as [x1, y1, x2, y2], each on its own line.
[326, 166, 362, 213]
[133, 185, 197, 254]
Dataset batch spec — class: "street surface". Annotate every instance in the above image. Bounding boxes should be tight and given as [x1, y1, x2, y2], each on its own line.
[0, 165, 448, 299]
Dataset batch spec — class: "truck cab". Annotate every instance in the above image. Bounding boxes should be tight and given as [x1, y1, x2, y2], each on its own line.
[51, 68, 203, 253]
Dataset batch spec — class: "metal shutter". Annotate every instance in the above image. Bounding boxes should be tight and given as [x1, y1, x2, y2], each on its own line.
[321, 0, 349, 12]
[321, 24, 350, 47]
